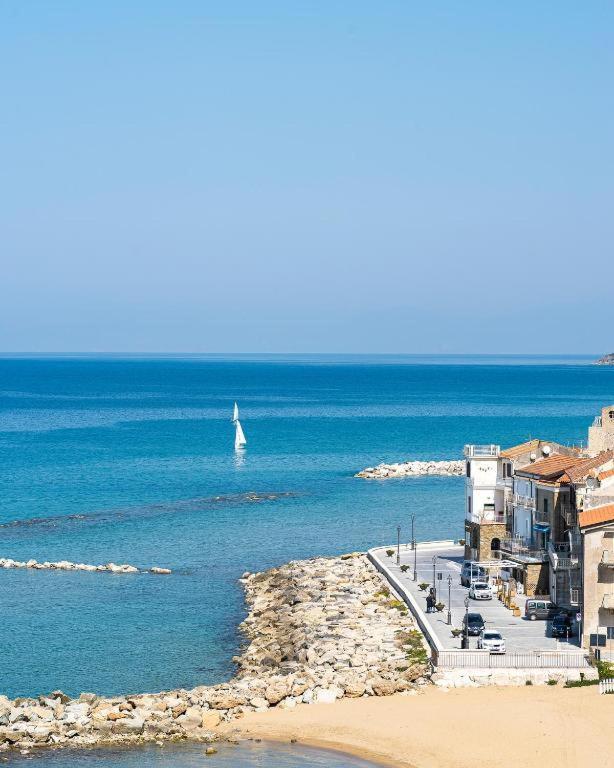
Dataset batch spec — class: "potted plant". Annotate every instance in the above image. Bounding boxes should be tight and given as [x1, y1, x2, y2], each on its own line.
[386, 549, 395, 558]
[458, 538, 466, 546]
[400, 565, 409, 573]
[451, 628, 462, 637]
[418, 582, 429, 591]
[435, 602, 445, 612]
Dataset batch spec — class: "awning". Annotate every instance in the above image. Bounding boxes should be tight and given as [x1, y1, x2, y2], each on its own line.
[533, 523, 550, 532]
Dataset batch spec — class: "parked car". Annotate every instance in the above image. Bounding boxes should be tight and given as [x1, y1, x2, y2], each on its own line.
[551, 613, 576, 638]
[460, 561, 488, 587]
[462, 612, 485, 636]
[478, 630, 506, 654]
[469, 581, 493, 600]
[524, 600, 559, 621]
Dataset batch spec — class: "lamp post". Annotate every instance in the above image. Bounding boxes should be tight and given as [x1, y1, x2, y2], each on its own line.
[461, 596, 470, 649]
[411, 514, 415, 550]
[432, 555, 438, 604]
[396, 525, 401, 566]
[447, 574, 452, 625]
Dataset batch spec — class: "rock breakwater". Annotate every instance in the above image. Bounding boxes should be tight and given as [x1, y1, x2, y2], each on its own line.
[355, 460, 464, 479]
[0, 553, 428, 753]
[0, 558, 171, 575]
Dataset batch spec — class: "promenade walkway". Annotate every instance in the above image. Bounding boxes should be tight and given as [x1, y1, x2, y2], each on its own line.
[369, 541, 580, 653]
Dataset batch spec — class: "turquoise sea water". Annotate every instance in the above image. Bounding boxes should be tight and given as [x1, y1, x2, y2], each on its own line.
[0, 355, 612, 765]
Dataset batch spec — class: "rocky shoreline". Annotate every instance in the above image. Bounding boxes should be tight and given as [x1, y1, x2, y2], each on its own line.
[355, 460, 464, 479]
[0, 557, 171, 575]
[0, 553, 429, 753]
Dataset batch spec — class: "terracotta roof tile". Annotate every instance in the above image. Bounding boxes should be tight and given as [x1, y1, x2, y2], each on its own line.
[598, 467, 614, 482]
[501, 440, 541, 459]
[579, 504, 614, 529]
[516, 454, 585, 481]
[565, 451, 614, 482]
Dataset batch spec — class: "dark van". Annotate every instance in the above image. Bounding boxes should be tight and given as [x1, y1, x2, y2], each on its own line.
[524, 600, 558, 620]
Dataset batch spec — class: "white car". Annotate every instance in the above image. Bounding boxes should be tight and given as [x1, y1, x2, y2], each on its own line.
[469, 581, 492, 600]
[478, 630, 506, 654]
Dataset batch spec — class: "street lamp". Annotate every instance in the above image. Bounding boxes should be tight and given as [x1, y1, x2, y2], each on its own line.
[411, 514, 415, 550]
[396, 525, 401, 565]
[461, 596, 470, 649]
[432, 555, 438, 603]
[447, 574, 452, 625]
[413, 529, 418, 581]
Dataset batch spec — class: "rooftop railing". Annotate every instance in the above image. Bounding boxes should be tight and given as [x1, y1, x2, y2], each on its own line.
[501, 537, 548, 562]
[464, 444, 500, 458]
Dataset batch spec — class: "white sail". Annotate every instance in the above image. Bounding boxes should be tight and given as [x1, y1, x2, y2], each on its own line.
[235, 419, 247, 450]
[232, 402, 239, 422]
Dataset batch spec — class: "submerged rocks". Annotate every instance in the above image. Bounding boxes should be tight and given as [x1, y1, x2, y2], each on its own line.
[355, 460, 464, 479]
[0, 552, 429, 753]
[0, 558, 171, 575]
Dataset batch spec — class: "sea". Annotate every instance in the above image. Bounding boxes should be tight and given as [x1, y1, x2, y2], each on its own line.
[0, 354, 612, 767]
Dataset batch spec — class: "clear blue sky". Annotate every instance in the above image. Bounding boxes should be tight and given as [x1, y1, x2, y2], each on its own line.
[1, 2, 612, 353]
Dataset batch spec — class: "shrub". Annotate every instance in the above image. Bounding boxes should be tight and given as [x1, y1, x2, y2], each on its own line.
[525, 680, 533, 686]
[547, 679, 558, 686]
[386, 549, 395, 558]
[400, 565, 409, 573]
[418, 582, 429, 591]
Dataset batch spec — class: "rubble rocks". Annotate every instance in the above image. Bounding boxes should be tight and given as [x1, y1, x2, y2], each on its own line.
[355, 460, 464, 479]
[0, 553, 429, 753]
[0, 558, 171, 575]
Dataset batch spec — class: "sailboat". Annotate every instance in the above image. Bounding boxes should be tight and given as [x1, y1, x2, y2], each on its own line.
[232, 402, 247, 451]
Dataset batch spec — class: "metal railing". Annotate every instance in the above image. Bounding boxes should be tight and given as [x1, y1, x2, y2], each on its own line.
[464, 445, 500, 458]
[562, 505, 577, 527]
[513, 493, 536, 510]
[501, 537, 547, 561]
[434, 650, 589, 669]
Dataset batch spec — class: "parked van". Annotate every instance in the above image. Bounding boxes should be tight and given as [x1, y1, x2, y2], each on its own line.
[460, 561, 488, 587]
[524, 599, 558, 620]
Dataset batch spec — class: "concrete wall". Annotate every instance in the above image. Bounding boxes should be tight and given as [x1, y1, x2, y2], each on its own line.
[582, 526, 614, 648]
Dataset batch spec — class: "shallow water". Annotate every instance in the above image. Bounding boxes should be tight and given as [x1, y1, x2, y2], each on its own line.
[4, 741, 378, 767]
[0, 355, 611, 701]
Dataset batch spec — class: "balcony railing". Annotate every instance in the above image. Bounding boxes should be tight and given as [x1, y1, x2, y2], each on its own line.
[534, 509, 550, 524]
[501, 537, 548, 562]
[466, 511, 507, 525]
[513, 493, 536, 511]
[464, 444, 500, 458]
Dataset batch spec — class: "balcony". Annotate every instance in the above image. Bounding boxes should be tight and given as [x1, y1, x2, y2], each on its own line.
[548, 542, 579, 570]
[466, 510, 507, 525]
[501, 537, 548, 563]
[464, 444, 500, 458]
[534, 508, 550, 525]
[513, 493, 536, 511]
[603, 594, 614, 610]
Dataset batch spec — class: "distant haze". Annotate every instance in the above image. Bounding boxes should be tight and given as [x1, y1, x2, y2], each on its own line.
[1, 2, 613, 354]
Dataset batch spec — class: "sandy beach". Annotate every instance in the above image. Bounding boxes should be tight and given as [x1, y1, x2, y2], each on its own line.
[224, 686, 614, 768]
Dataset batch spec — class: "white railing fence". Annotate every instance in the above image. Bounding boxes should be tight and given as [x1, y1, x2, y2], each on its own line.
[435, 650, 589, 669]
[599, 678, 614, 694]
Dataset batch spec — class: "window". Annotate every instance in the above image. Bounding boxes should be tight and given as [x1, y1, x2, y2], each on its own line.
[503, 462, 512, 478]
[468, 497, 472, 517]
[543, 498, 549, 515]
[609, 410, 614, 420]
[466, 462, 471, 477]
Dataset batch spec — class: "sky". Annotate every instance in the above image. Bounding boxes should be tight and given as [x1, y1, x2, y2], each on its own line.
[1, 1, 613, 354]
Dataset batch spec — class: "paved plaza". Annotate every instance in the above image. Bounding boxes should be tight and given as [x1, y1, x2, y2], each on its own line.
[371, 542, 580, 652]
